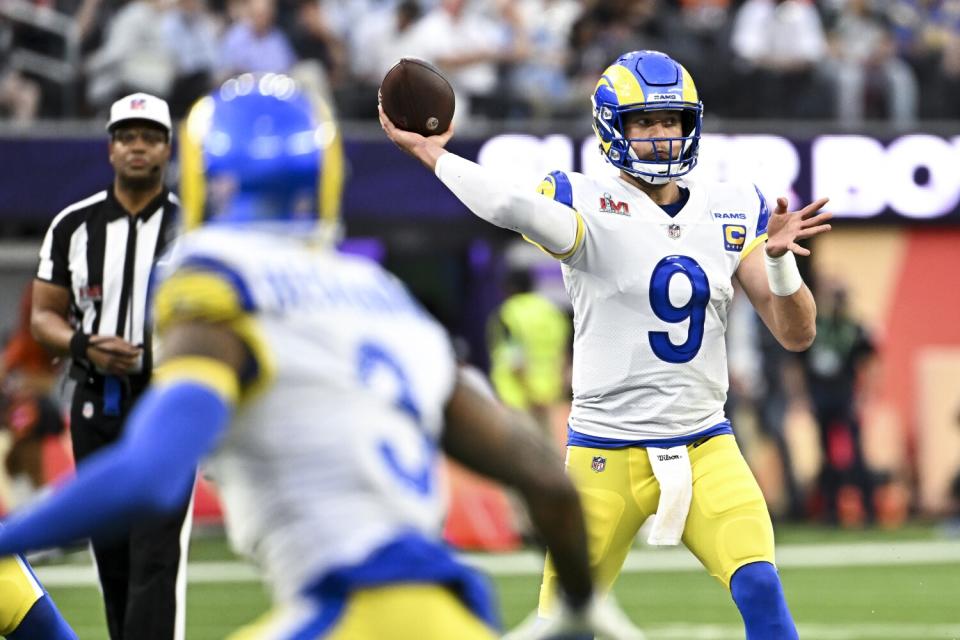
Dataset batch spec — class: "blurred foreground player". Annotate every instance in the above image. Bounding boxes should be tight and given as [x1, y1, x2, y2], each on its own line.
[381, 49, 834, 640]
[0, 74, 643, 639]
[0, 549, 77, 639]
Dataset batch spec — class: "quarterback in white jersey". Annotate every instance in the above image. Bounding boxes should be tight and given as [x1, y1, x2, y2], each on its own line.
[0, 76, 647, 640]
[542, 170, 769, 442]
[381, 49, 833, 640]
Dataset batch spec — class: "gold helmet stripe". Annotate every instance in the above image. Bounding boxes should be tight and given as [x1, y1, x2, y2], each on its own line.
[598, 64, 646, 106]
[179, 96, 215, 231]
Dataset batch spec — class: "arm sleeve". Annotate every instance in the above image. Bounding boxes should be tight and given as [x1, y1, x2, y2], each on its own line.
[435, 153, 581, 256]
[0, 381, 230, 555]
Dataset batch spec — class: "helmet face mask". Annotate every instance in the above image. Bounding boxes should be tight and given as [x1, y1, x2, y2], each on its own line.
[592, 51, 703, 185]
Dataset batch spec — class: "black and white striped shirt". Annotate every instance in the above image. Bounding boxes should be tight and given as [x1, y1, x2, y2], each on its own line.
[37, 187, 180, 374]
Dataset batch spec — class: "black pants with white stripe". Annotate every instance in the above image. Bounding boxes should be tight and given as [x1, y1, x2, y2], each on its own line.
[70, 381, 193, 640]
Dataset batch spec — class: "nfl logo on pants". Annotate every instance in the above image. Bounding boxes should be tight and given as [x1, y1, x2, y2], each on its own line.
[591, 456, 606, 473]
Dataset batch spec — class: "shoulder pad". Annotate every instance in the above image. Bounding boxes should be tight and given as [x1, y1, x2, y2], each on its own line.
[536, 171, 574, 209]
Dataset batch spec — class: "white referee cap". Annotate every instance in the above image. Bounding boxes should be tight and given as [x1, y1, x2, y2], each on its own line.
[107, 93, 172, 133]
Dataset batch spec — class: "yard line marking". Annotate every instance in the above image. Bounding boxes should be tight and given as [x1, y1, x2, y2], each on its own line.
[463, 539, 960, 575]
[32, 539, 960, 587]
[641, 623, 960, 639]
[35, 561, 260, 586]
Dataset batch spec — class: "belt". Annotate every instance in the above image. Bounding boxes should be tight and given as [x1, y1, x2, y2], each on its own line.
[70, 362, 150, 397]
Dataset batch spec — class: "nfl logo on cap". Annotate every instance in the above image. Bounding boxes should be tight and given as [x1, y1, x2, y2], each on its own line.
[107, 92, 172, 135]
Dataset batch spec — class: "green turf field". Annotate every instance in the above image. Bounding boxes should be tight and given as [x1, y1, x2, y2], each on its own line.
[38, 525, 960, 639]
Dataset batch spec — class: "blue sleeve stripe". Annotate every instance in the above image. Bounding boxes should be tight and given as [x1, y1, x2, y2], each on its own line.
[550, 171, 574, 208]
[180, 255, 256, 312]
[754, 185, 770, 236]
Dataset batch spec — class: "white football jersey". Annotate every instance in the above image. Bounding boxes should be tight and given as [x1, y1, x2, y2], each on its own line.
[537, 171, 769, 441]
[154, 227, 457, 602]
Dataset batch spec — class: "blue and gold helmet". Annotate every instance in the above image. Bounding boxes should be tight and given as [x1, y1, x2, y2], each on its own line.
[180, 73, 344, 233]
[592, 50, 702, 185]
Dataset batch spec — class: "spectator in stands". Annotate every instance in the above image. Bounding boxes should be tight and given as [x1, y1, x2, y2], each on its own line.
[508, 0, 582, 118]
[675, 0, 738, 114]
[218, 0, 296, 78]
[825, 0, 918, 124]
[0, 17, 41, 124]
[934, 24, 960, 117]
[287, 0, 344, 85]
[730, 0, 834, 118]
[319, 0, 399, 57]
[566, 0, 691, 109]
[891, 0, 960, 118]
[333, 0, 421, 120]
[161, 0, 221, 118]
[399, 0, 529, 119]
[887, 0, 958, 69]
[85, 0, 175, 110]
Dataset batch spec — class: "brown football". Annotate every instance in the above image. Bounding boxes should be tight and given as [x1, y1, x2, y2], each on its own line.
[379, 58, 455, 137]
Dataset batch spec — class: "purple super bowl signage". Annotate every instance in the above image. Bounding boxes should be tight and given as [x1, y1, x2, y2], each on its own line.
[1, 132, 958, 228]
[474, 132, 960, 223]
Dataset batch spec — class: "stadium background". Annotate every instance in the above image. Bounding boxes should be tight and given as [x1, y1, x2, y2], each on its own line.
[2, 0, 960, 637]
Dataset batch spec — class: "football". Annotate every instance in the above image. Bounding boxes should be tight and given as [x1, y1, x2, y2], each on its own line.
[379, 58, 455, 137]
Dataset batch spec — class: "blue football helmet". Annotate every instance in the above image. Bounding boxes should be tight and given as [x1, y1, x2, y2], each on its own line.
[592, 51, 703, 185]
[179, 73, 344, 233]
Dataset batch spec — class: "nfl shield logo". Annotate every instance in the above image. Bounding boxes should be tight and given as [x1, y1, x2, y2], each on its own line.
[668, 224, 682, 239]
[591, 456, 606, 473]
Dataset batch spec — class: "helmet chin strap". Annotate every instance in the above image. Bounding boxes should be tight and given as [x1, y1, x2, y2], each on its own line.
[620, 136, 693, 184]
[623, 146, 676, 185]
[627, 170, 673, 186]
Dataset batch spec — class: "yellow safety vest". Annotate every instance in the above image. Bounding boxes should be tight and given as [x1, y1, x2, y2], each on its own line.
[487, 292, 569, 410]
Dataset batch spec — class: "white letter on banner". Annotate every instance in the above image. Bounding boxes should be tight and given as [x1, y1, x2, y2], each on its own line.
[885, 135, 960, 219]
[812, 135, 887, 218]
[477, 134, 573, 189]
[583, 134, 800, 205]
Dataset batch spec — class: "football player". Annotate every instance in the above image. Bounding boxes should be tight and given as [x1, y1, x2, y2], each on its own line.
[0, 551, 77, 639]
[0, 75, 644, 640]
[380, 49, 833, 639]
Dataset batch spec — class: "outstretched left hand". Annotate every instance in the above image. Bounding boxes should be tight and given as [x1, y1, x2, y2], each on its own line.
[765, 197, 833, 258]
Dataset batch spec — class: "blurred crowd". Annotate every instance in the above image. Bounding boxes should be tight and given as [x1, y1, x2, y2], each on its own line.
[2, 0, 960, 125]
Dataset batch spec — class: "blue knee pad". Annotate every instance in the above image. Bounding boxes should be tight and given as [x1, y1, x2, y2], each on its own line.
[8, 595, 78, 640]
[730, 561, 798, 640]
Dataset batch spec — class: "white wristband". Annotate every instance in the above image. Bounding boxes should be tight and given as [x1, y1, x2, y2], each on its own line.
[764, 249, 803, 296]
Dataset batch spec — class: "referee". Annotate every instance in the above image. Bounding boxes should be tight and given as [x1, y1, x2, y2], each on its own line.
[30, 93, 189, 640]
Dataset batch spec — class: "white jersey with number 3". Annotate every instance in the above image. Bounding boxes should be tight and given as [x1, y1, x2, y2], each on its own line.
[153, 227, 457, 602]
[537, 171, 769, 442]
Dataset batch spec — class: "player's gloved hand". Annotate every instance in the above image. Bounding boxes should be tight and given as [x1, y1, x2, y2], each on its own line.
[502, 593, 647, 640]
